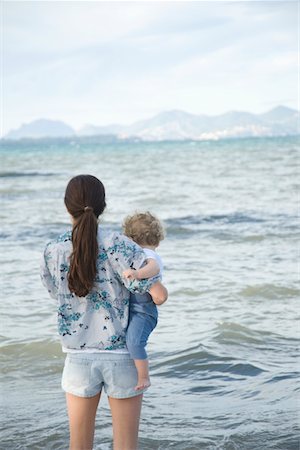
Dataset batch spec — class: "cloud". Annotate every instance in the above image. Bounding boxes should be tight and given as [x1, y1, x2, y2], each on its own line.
[2, 1, 298, 135]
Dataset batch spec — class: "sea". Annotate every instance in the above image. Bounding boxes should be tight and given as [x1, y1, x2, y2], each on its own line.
[0, 136, 299, 450]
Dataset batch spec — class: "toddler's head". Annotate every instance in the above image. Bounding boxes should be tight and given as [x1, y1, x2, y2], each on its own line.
[123, 212, 165, 248]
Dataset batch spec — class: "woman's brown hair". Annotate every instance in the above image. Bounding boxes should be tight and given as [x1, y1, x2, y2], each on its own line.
[64, 175, 106, 297]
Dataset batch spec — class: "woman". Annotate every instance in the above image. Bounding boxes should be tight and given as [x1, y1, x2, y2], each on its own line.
[40, 174, 168, 450]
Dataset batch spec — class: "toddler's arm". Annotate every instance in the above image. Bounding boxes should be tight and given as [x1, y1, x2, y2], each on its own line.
[123, 258, 159, 280]
[149, 281, 168, 305]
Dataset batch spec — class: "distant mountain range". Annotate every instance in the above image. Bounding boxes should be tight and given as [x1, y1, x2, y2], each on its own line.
[4, 106, 299, 141]
[5, 118, 75, 140]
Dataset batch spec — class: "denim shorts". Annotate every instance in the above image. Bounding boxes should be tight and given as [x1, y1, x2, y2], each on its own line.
[61, 352, 147, 398]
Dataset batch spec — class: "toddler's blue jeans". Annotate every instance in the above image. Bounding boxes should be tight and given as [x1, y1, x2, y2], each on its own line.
[126, 311, 157, 360]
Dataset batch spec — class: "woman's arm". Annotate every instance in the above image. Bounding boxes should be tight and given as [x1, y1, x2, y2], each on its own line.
[123, 259, 160, 280]
[149, 281, 168, 305]
[108, 234, 161, 295]
[40, 244, 58, 299]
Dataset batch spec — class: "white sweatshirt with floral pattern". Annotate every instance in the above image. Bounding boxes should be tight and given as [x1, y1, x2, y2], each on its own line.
[40, 229, 160, 352]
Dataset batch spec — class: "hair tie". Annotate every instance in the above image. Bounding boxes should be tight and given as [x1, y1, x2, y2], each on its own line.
[84, 206, 93, 212]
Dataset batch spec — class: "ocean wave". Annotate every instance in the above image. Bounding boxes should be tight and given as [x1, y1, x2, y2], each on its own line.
[0, 338, 61, 356]
[0, 210, 297, 244]
[264, 371, 300, 384]
[162, 211, 298, 240]
[214, 431, 300, 450]
[164, 213, 266, 228]
[0, 339, 63, 376]
[123, 432, 300, 450]
[0, 222, 121, 242]
[239, 284, 300, 299]
[139, 438, 211, 450]
[0, 171, 58, 178]
[171, 287, 205, 298]
[211, 322, 300, 354]
[213, 321, 277, 345]
[152, 344, 265, 378]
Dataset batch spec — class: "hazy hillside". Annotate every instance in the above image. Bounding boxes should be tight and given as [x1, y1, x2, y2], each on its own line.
[4, 106, 298, 141]
[78, 106, 298, 141]
[5, 119, 75, 139]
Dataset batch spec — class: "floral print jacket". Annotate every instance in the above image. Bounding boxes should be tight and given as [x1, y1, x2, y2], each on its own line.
[40, 229, 159, 352]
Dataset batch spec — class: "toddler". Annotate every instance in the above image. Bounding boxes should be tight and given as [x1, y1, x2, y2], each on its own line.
[123, 212, 165, 390]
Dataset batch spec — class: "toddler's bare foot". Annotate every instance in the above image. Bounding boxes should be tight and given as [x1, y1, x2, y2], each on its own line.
[135, 377, 151, 391]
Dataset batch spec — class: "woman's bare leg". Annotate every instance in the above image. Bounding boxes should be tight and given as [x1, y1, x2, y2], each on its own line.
[66, 392, 101, 450]
[108, 394, 143, 450]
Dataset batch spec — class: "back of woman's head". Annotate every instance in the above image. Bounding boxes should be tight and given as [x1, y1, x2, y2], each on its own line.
[64, 175, 106, 297]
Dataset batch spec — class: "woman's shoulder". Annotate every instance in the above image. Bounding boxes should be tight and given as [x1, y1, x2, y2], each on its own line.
[100, 229, 134, 248]
[99, 230, 143, 256]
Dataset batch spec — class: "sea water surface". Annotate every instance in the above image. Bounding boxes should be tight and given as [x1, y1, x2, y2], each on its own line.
[0, 136, 299, 449]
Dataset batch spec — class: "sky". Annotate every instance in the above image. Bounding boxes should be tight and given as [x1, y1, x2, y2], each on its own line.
[1, 1, 298, 136]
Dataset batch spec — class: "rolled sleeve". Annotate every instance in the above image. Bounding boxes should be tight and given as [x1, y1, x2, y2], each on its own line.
[108, 234, 161, 294]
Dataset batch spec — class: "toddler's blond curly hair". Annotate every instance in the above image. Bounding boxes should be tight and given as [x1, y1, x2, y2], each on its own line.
[123, 212, 165, 247]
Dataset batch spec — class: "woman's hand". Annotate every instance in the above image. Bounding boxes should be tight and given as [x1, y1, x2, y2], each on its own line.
[123, 268, 138, 280]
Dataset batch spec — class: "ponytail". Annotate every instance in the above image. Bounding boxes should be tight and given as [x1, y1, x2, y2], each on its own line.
[68, 209, 98, 297]
[64, 175, 106, 297]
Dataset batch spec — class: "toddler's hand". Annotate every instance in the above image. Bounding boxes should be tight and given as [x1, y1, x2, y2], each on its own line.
[123, 268, 138, 280]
